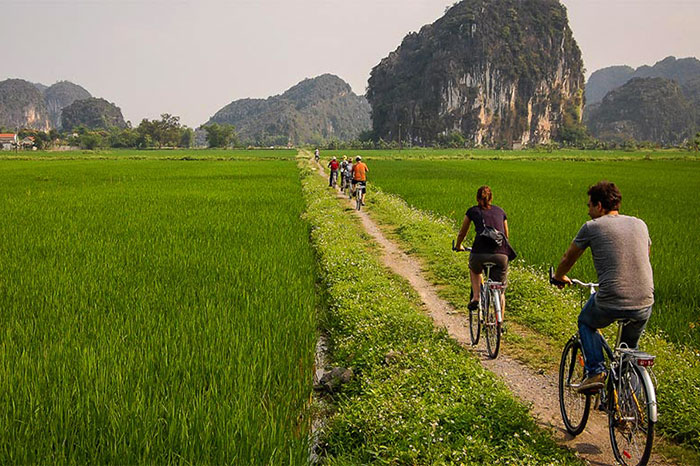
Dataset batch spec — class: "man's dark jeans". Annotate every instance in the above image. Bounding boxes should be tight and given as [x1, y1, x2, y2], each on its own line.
[578, 293, 652, 376]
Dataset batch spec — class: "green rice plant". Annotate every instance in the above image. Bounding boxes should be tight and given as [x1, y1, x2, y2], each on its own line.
[0, 159, 317, 464]
[365, 185, 700, 452]
[299, 160, 582, 464]
[366, 158, 700, 350]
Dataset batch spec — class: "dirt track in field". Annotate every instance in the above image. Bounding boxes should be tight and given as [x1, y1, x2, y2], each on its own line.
[312, 157, 673, 466]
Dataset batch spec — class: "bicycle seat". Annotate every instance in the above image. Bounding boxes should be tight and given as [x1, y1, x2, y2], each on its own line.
[483, 262, 497, 268]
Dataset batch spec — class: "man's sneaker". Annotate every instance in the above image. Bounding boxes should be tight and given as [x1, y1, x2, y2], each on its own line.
[577, 372, 606, 393]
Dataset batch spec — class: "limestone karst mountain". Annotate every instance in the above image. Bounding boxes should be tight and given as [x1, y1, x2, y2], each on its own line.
[61, 97, 127, 131]
[206, 74, 371, 145]
[584, 57, 700, 143]
[585, 56, 700, 106]
[0, 78, 95, 131]
[44, 81, 92, 129]
[0, 79, 51, 130]
[366, 0, 585, 146]
[585, 77, 697, 145]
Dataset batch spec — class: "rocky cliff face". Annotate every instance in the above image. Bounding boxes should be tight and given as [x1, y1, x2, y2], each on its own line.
[0, 79, 51, 130]
[0, 78, 97, 131]
[44, 81, 92, 129]
[367, 0, 584, 146]
[207, 74, 371, 145]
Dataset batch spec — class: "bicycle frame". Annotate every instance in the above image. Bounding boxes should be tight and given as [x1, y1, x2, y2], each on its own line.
[487, 283, 504, 324]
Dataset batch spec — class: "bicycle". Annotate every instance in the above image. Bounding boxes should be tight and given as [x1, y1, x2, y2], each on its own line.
[549, 268, 657, 466]
[354, 181, 366, 211]
[452, 241, 504, 358]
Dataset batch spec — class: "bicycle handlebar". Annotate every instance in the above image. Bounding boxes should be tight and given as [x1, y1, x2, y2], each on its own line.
[452, 240, 472, 253]
[548, 266, 598, 288]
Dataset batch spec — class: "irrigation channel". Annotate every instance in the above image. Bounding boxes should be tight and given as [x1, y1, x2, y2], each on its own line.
[314, 157, 674, 466]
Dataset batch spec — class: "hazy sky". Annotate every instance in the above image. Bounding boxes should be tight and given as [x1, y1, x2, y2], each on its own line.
[2, 0, 698, 127]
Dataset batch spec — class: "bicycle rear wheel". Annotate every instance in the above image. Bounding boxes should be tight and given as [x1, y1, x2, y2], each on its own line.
[558, 337, 591, 435]
[609, 363, 655, 466]
[469, 288, 481, 345]
[484, 290, 501, 358]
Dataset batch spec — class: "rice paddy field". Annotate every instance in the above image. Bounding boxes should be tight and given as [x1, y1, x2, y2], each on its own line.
[0, 148, 298, 160]
[360, 154, 700, 350]
[0, 157, 317, 463]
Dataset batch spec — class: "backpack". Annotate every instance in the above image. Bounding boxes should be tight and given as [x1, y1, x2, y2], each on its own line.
[475, 209, 505, 251]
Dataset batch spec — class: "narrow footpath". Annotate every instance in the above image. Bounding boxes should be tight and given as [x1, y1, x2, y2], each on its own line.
[314, 157, 673, 466]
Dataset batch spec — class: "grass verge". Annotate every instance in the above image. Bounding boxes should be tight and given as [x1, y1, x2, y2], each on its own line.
[364, 187, 700, 455]
[299, 158, 582, 464]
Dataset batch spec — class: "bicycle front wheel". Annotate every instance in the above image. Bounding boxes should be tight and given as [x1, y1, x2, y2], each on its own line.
[469, 288, 480, 345]
[558, 337, 591, 436]
[609, 363, 655, 466]
[484, 290, 501, 358]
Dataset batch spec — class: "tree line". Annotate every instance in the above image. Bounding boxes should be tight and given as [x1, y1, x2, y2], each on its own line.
[1, 115, 239, 150]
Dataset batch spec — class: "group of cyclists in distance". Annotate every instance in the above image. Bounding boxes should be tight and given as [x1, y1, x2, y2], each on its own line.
[455, 180, 653, 393]
[320, 150, 369, 207]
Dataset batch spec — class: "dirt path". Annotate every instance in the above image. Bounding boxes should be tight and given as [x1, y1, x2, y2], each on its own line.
[311, 156, 673, 466]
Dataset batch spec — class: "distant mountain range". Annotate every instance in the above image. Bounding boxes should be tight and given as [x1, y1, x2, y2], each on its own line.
[205, 74, 371, 145]
[0, 79, 124, 131]
[586, 56, 700, 105]
[584, 57, 700, 144]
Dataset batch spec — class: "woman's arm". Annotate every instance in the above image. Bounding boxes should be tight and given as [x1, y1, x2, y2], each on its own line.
[455, 216, 471, 250]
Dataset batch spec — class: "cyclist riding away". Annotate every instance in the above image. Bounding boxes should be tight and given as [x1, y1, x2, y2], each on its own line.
[454, 186, 514, 316]
[328, 156, 339, 187]
[352, 156, 368, 205]
[345, 158, 353, 186]
[340, 156, 348, 189]
[552, 181, 653, 393]
[314, 148, 320, 162]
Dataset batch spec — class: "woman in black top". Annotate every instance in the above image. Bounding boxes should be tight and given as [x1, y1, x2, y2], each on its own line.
[454, 186, 511, 313]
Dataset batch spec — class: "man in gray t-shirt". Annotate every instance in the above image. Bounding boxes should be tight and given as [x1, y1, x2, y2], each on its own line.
[553, 181, 654, 392]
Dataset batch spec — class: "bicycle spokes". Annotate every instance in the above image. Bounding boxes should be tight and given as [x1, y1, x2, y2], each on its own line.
[559, 339, 591, 436]
[609, 364, 654, 465]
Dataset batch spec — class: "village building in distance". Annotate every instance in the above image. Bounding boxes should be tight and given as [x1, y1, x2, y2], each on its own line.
[0, 133, 17, 150]
[0, 133, 36, 150]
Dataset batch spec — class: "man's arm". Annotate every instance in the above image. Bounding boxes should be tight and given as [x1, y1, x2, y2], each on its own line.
[455, 216, 472, 250]
[503, 219, 509, 239]
[554, 242, 585, 286]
